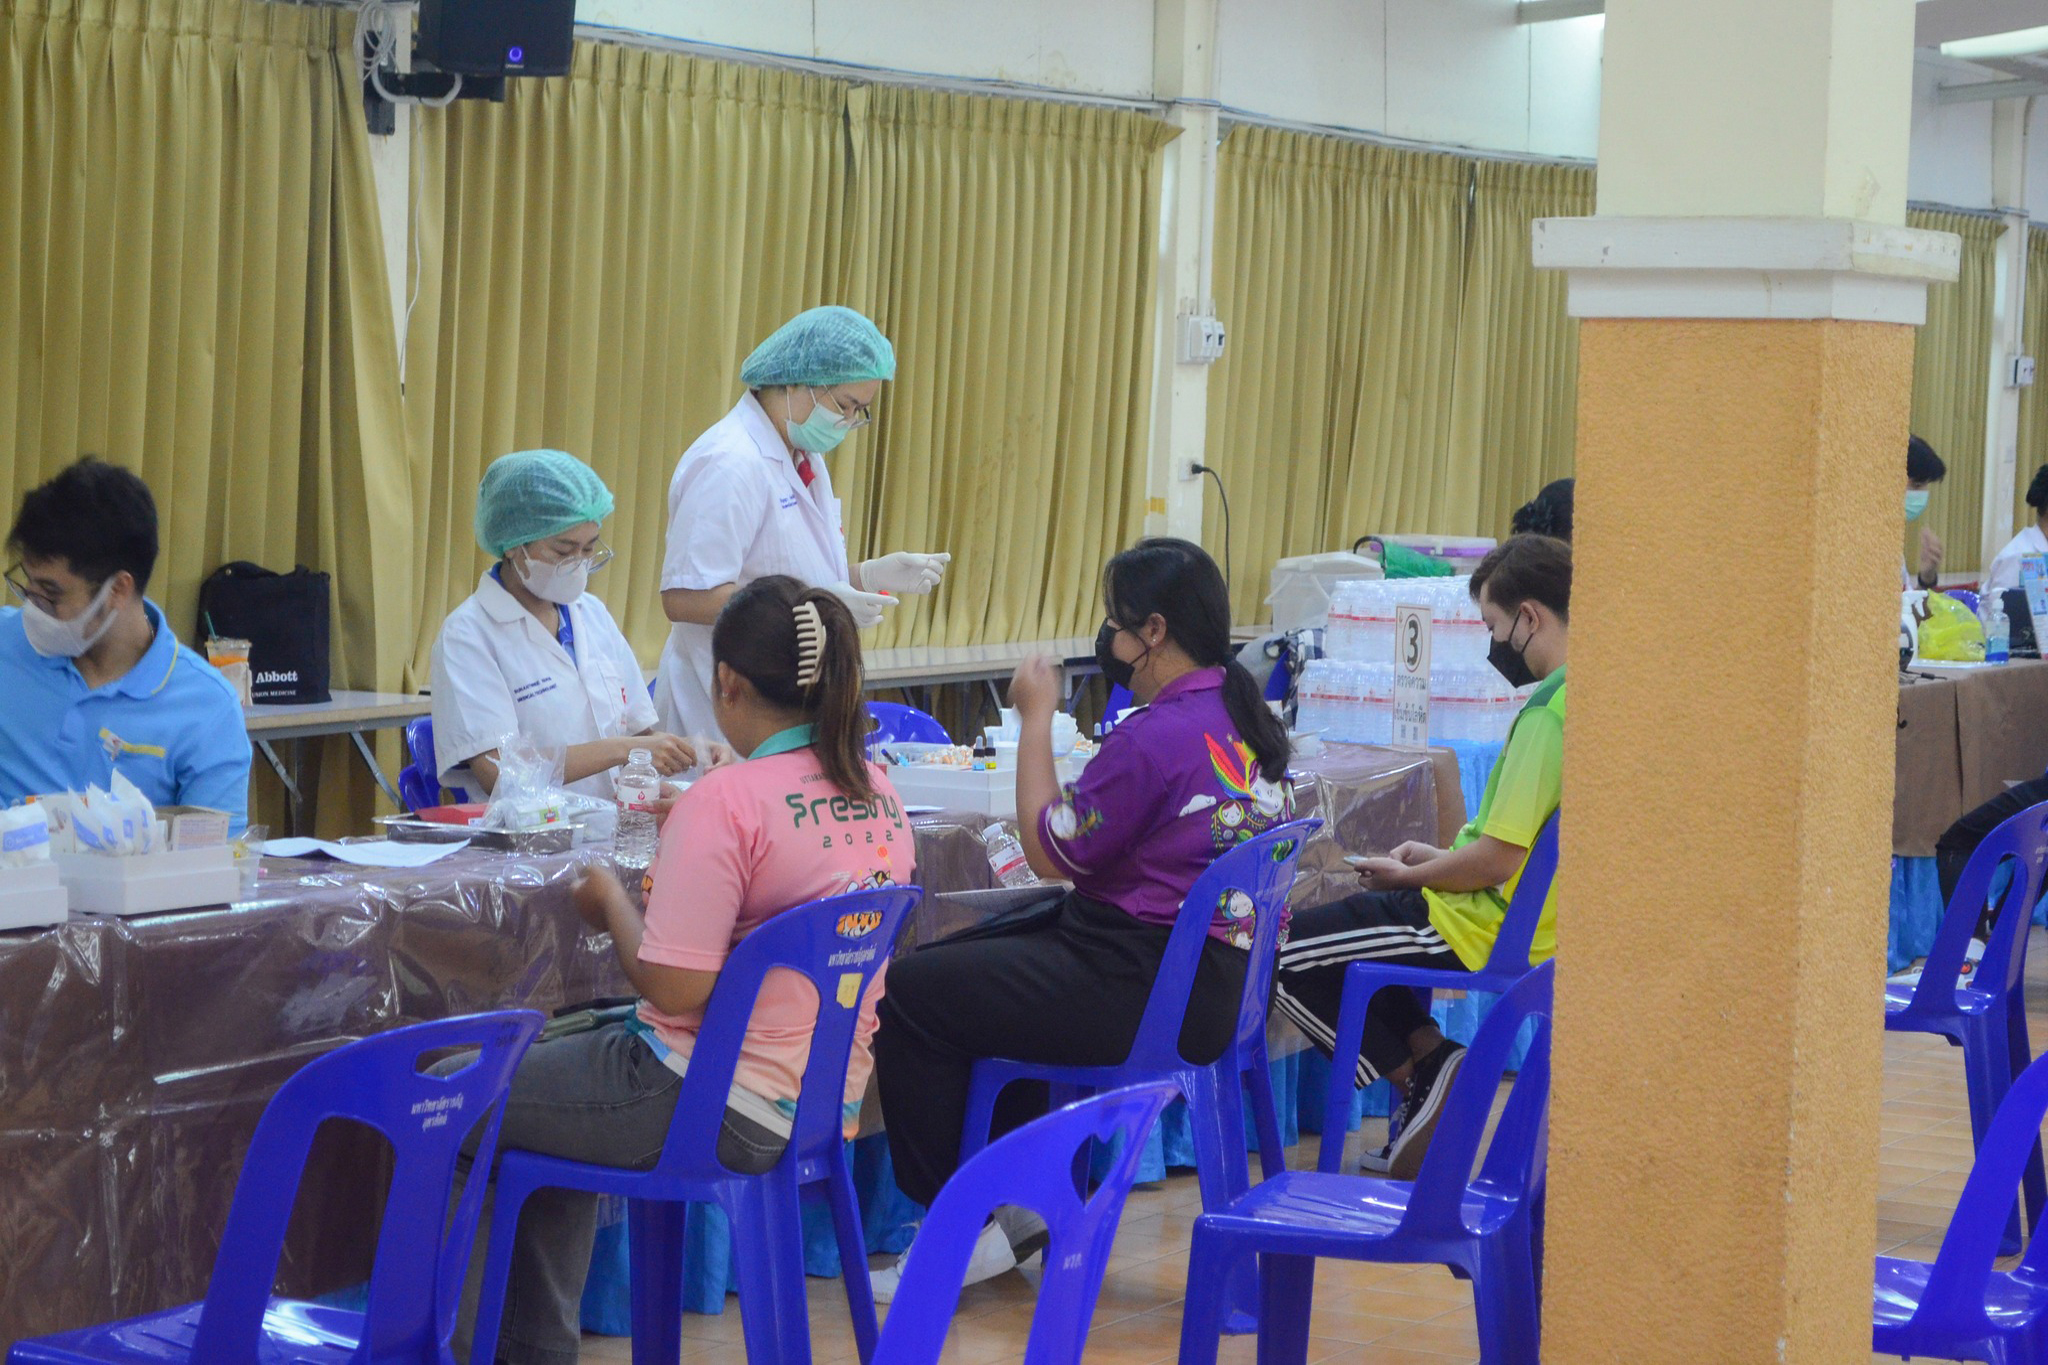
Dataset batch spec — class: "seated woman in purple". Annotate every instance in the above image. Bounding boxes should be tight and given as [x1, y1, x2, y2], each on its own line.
[872, 537, 1293, 1295]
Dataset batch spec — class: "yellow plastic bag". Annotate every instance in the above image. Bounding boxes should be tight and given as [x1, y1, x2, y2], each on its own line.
[1917, 591, 1987, 662]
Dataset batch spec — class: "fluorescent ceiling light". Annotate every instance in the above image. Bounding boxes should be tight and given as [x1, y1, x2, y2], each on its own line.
[1941, 25, 2048, 59]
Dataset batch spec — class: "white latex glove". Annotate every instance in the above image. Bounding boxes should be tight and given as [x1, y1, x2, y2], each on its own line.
[825, 581, 897, 628]
[859, 551, 952, 596]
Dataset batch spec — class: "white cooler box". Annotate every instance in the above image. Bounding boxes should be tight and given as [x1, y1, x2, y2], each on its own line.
[55, 845, 240, 916]
[0, 863, 68, 931]
[888, 756, 1090, 819]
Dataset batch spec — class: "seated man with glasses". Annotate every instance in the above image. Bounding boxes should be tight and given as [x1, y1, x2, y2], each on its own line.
[1, 457, 252, 830]
[430, 450, 728, 802]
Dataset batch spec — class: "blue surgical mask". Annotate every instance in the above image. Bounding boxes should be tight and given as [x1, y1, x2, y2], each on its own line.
[786, 389, 855, 455]
[1905, 489, 1931, 522]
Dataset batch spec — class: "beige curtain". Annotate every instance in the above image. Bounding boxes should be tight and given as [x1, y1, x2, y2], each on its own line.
[403, 45, 851, 676]
[1451, 158, 1594, 538]
[835, 86, 1177, 647]
[2016, 224, 2048, 533]
[1908, 207, 2000, 574]
[1206, 127, 1586, 616]
[0, 0, 411, 828]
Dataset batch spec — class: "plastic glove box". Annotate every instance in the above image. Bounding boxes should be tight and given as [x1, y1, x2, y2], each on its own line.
[55, 845, 240, 916]
[0, 863, 67, 931]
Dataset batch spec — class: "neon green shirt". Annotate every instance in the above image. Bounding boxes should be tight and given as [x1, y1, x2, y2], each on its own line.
[1423, 667, 1565, 970]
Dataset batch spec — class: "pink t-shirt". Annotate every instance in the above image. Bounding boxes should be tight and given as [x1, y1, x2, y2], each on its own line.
[635, 747, 909, 1108]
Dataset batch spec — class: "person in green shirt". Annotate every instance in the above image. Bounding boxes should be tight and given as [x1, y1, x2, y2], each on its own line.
[1274, 533, 1569, 1179]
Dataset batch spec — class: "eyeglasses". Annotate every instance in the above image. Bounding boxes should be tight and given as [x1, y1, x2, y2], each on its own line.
[815, 388, 874, 431]
[528, 540, 614, 572]
[3, 563, 58, 614]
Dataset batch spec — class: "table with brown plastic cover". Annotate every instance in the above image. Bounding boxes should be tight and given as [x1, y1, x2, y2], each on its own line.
[1894, 659, 2048, 856]
[0, 743, 1447, 1347]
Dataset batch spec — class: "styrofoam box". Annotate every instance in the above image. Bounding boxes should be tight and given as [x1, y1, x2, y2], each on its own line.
[888, 756, 1088, 819]
[0, 862, 68, 931]
[55, 845, 240, 917]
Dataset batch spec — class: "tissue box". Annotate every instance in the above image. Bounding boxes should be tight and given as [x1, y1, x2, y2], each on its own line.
[158, 806, 232, 851]
[55, 846, 240, 916]
[0, 863, 67, 931]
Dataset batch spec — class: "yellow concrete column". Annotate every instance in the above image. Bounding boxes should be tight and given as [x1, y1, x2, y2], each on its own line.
[1531, 1, 1959, 1360]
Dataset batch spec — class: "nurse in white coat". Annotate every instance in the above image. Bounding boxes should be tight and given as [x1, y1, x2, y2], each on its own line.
[1985, 464, 2048, 599]
[432, 450, 719, 802]
[654, 305, 950, 741]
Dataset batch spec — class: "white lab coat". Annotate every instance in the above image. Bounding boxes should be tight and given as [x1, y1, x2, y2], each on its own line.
[654, 393, 851, 740]
[430, 570, 659, 801]
[1984, 524, 2048, 599]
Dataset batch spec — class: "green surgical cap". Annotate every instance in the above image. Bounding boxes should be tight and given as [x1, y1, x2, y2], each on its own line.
[739, 305, 896, 389]
[474, 449, 615, 558]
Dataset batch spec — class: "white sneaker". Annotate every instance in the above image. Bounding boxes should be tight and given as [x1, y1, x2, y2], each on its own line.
[869, 1219, 1017, 1304]
[993, 1205, 1049, 1264]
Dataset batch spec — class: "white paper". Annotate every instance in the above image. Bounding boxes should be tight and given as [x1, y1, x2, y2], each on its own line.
[262, 837, 471, 868]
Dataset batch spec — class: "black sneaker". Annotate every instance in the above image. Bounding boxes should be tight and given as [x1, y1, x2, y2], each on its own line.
[1387, 1041, 1466, 1181]
[1361, 1084, 1417, 1173]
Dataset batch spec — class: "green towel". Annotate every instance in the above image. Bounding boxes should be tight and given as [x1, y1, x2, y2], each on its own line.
[1379, 541, 1455, 578]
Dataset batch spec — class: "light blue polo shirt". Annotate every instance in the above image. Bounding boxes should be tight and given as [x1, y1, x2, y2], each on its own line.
[0, 601, 252, 833]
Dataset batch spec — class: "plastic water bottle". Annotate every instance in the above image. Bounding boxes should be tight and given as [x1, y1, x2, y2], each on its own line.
[1984, 595, 2012, 664]
[984, 823, 1036, 889]
[613, 748, 663, 876]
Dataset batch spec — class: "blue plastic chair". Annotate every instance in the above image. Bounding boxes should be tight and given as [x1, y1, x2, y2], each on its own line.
[1320, 810, 1559, 1095]
[865, 701, 951, 756]
[1874, 1046, 2048, 1362]
[872, 1082, 1179, 1365]
[1179, 960, 1556, 1365]
[398, 714, 441, 812]
[959, 818, 1320, 1328]
[1886, 801, 2048, 1252]
[468, 886, 922, 1365]
[8, 1010, 543, 1365]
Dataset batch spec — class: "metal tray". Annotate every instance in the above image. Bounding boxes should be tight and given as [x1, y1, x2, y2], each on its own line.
[374, 816, 577, 855]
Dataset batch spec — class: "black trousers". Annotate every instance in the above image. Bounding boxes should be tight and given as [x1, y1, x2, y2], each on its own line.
[873, 891, 1245, 1209]
[1272, 888, 1463, 1088]
[1937, 774, 2048, 904]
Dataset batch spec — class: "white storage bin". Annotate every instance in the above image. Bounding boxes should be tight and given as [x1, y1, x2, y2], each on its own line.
[0, 863, 68, 931]
[887, 755, 1090, 819]
[55, 845, 240, 917]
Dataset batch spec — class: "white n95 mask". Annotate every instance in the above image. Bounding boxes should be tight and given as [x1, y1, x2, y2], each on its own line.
[516, 552, 590, 605]
[22, 578, 119, 659]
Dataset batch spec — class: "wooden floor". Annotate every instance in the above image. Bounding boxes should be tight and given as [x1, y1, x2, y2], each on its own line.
[572, 934, 2047, 1364]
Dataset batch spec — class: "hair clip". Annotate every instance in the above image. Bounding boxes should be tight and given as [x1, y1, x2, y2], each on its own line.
[793, 599, 825, 689]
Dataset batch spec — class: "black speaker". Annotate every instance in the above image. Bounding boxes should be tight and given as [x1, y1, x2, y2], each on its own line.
[417, 0, 574, 78]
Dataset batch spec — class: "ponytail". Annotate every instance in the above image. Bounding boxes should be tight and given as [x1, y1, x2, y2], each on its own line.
[711, 576, 878, 804]
[1104, 537, 1291, 784]
[796, 586, 876, 804]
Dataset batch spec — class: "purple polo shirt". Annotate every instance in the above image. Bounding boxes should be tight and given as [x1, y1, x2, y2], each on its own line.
[1039, 668, 1295, 946]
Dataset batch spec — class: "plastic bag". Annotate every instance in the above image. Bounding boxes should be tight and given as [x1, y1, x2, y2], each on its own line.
[480, 735, 569, 831]
[1917, 591, 1987, 662]
[0, 804, 51, 868]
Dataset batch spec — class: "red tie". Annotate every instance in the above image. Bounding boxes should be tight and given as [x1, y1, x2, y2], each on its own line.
[795, 455, 815, 488]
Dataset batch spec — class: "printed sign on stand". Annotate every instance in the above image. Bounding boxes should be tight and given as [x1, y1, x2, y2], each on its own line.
[1393, 605, 1432, 751]
[2022, 555, 2048, 621]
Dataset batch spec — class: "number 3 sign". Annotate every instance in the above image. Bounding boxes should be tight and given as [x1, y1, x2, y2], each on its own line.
[1392, 605, 1432, 750]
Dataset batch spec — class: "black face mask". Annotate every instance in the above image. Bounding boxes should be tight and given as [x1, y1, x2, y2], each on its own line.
[1488, 612, 1539, 690]
[1096, 620, 1138, 691]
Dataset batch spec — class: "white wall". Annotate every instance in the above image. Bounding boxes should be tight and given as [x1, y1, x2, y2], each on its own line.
[579, 0, 1604, 158]
[1214, 0, 1602, 158]
[576, 0, 1156, 98]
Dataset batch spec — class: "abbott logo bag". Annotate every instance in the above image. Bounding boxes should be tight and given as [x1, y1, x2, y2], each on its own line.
[197, 562, 333, 704]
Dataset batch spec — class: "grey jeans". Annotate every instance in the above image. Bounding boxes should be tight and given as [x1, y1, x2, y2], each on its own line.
[444, 1020, 788, 1365]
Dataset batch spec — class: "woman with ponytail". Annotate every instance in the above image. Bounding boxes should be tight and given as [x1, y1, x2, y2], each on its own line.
[449, 575, 908, 1365]
[872, 537, 1293, 1298]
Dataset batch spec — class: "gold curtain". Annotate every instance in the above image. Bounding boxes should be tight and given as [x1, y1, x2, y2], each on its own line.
[1206, 126, 1587, 616]
[836, 87, 1177, 647]
[403, 45, 852, 676]
[1451, 158, 1594, 538]
[0, 0, 411, 830]
[2016, 224, 2048, 533]
[1908, 207, 2000, 574]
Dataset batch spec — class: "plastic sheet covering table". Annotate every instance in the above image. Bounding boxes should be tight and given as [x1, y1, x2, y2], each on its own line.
[0, 745, 1450, 1347]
